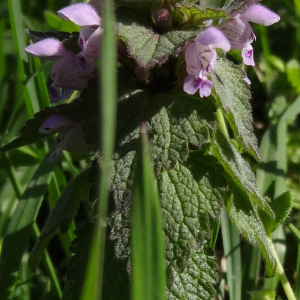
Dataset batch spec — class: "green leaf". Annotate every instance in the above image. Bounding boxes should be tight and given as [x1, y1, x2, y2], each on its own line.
[28, 169, 92, 272]
[259, 191, 293, 236]
[108, 90, 216, 208]
[172, 6, 227, 27]
[159, 151, 224, 299]
[166, 249, 218, 300]
[224, 186, 276, 277]
[67, 223, 130, 300]
[211, 127, 273, 217]
[0, 153, 56, 299]
[116, 8, 197, 68]
[211, 58, 260, 160]
[131, 127, 166, 300]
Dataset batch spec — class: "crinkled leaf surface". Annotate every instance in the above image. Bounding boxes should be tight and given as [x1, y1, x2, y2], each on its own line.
[211, 127, 273, 217]
[28, 169, 91, 272]
[116, 8, 197, 68]
[109, 91, 216, 206]
[67, 223, 130, 300]
[159, 152, 224, 299]
[224, 186, 276, 277]
[211, 58, 260, 160]
[166, 249, 218, 300]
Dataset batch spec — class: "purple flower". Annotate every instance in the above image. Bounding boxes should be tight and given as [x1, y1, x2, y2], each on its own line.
[218, 5, 280, 66]
[40, 114, 95, 161]
[183, 27, 230, 98]
[58, 3, 103, 75]
[25, 39, 94, 103]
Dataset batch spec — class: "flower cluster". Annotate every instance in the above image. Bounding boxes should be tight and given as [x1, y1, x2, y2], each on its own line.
[25, 3, 102, 103]
[184, 4, 280, 98]
[24, 2, 280, 160]
[39, 114, 95, 161]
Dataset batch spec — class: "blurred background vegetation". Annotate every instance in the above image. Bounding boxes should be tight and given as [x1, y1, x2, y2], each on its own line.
[1, 0, 300, 299]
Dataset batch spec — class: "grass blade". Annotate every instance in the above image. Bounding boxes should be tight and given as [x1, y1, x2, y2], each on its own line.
[80, 0, 117, 299]
[0, 153, 57, 299]
[131, 126, 166, 300]
[8, 0, 40, 117]
[221, 208, 241, 300]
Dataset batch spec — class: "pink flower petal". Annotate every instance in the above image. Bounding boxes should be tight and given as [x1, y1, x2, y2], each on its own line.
[57, 124, 95, 153]
[39, 114, 76, 134]
[218, 18, 254, 50]
[194, 43, 216, 75]
[79, 26, 98, 49]
[183, 75, 201, 95]
[198, 76, 213, 98]
[241, 5, 280, 26]
[50, 56, 92, 90]
[242, 44, 255, 66]
[243, 77, 251, 85]
[58, 3, 101, 26]
[197, 27, 231, 52]
[49, 84, 62, 103]
[25, 39, 68, 60]
[185, 43, 202, 76]
[74, 53, 95, 75]
[84, 27, 103, 59]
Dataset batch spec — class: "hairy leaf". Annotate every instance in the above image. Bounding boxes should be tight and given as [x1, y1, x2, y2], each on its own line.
[211, 127, 273, 217]
[108, 91, 216, 262]
[211, 58, 260, 160]
[67, 223, 130, 300]
[109, 91, 216, 207]
[224, 186, 276, 277]
[166, 249, 218, 300]
[28, 169, 91, 272]
[259, 191, 293, 236]
[116, 8, 197, 68]
[159, 152, 223, 299]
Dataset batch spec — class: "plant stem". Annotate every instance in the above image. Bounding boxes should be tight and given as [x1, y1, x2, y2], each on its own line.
[269, 237, 296, 300]
[216, 108, 229, 138]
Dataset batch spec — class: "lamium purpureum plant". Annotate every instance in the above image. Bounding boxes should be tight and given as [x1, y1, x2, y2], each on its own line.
[2, 0, 297, 299]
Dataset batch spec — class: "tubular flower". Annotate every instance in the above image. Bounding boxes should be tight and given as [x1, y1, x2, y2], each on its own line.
[58, 3, 103, 75]
[218, 4, 280, 66]
[40, 114, 95, 161]
[25, 39, 93, 103]
[183, 27, 230, 98]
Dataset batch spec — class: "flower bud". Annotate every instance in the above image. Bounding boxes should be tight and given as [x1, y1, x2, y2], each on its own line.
[135, 66, 150, 82]
[153, 9, 172, 32]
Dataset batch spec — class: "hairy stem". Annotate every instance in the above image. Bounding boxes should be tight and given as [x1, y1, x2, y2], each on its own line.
[217, 108, 229, 138]
[269, 237, 296, 300]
